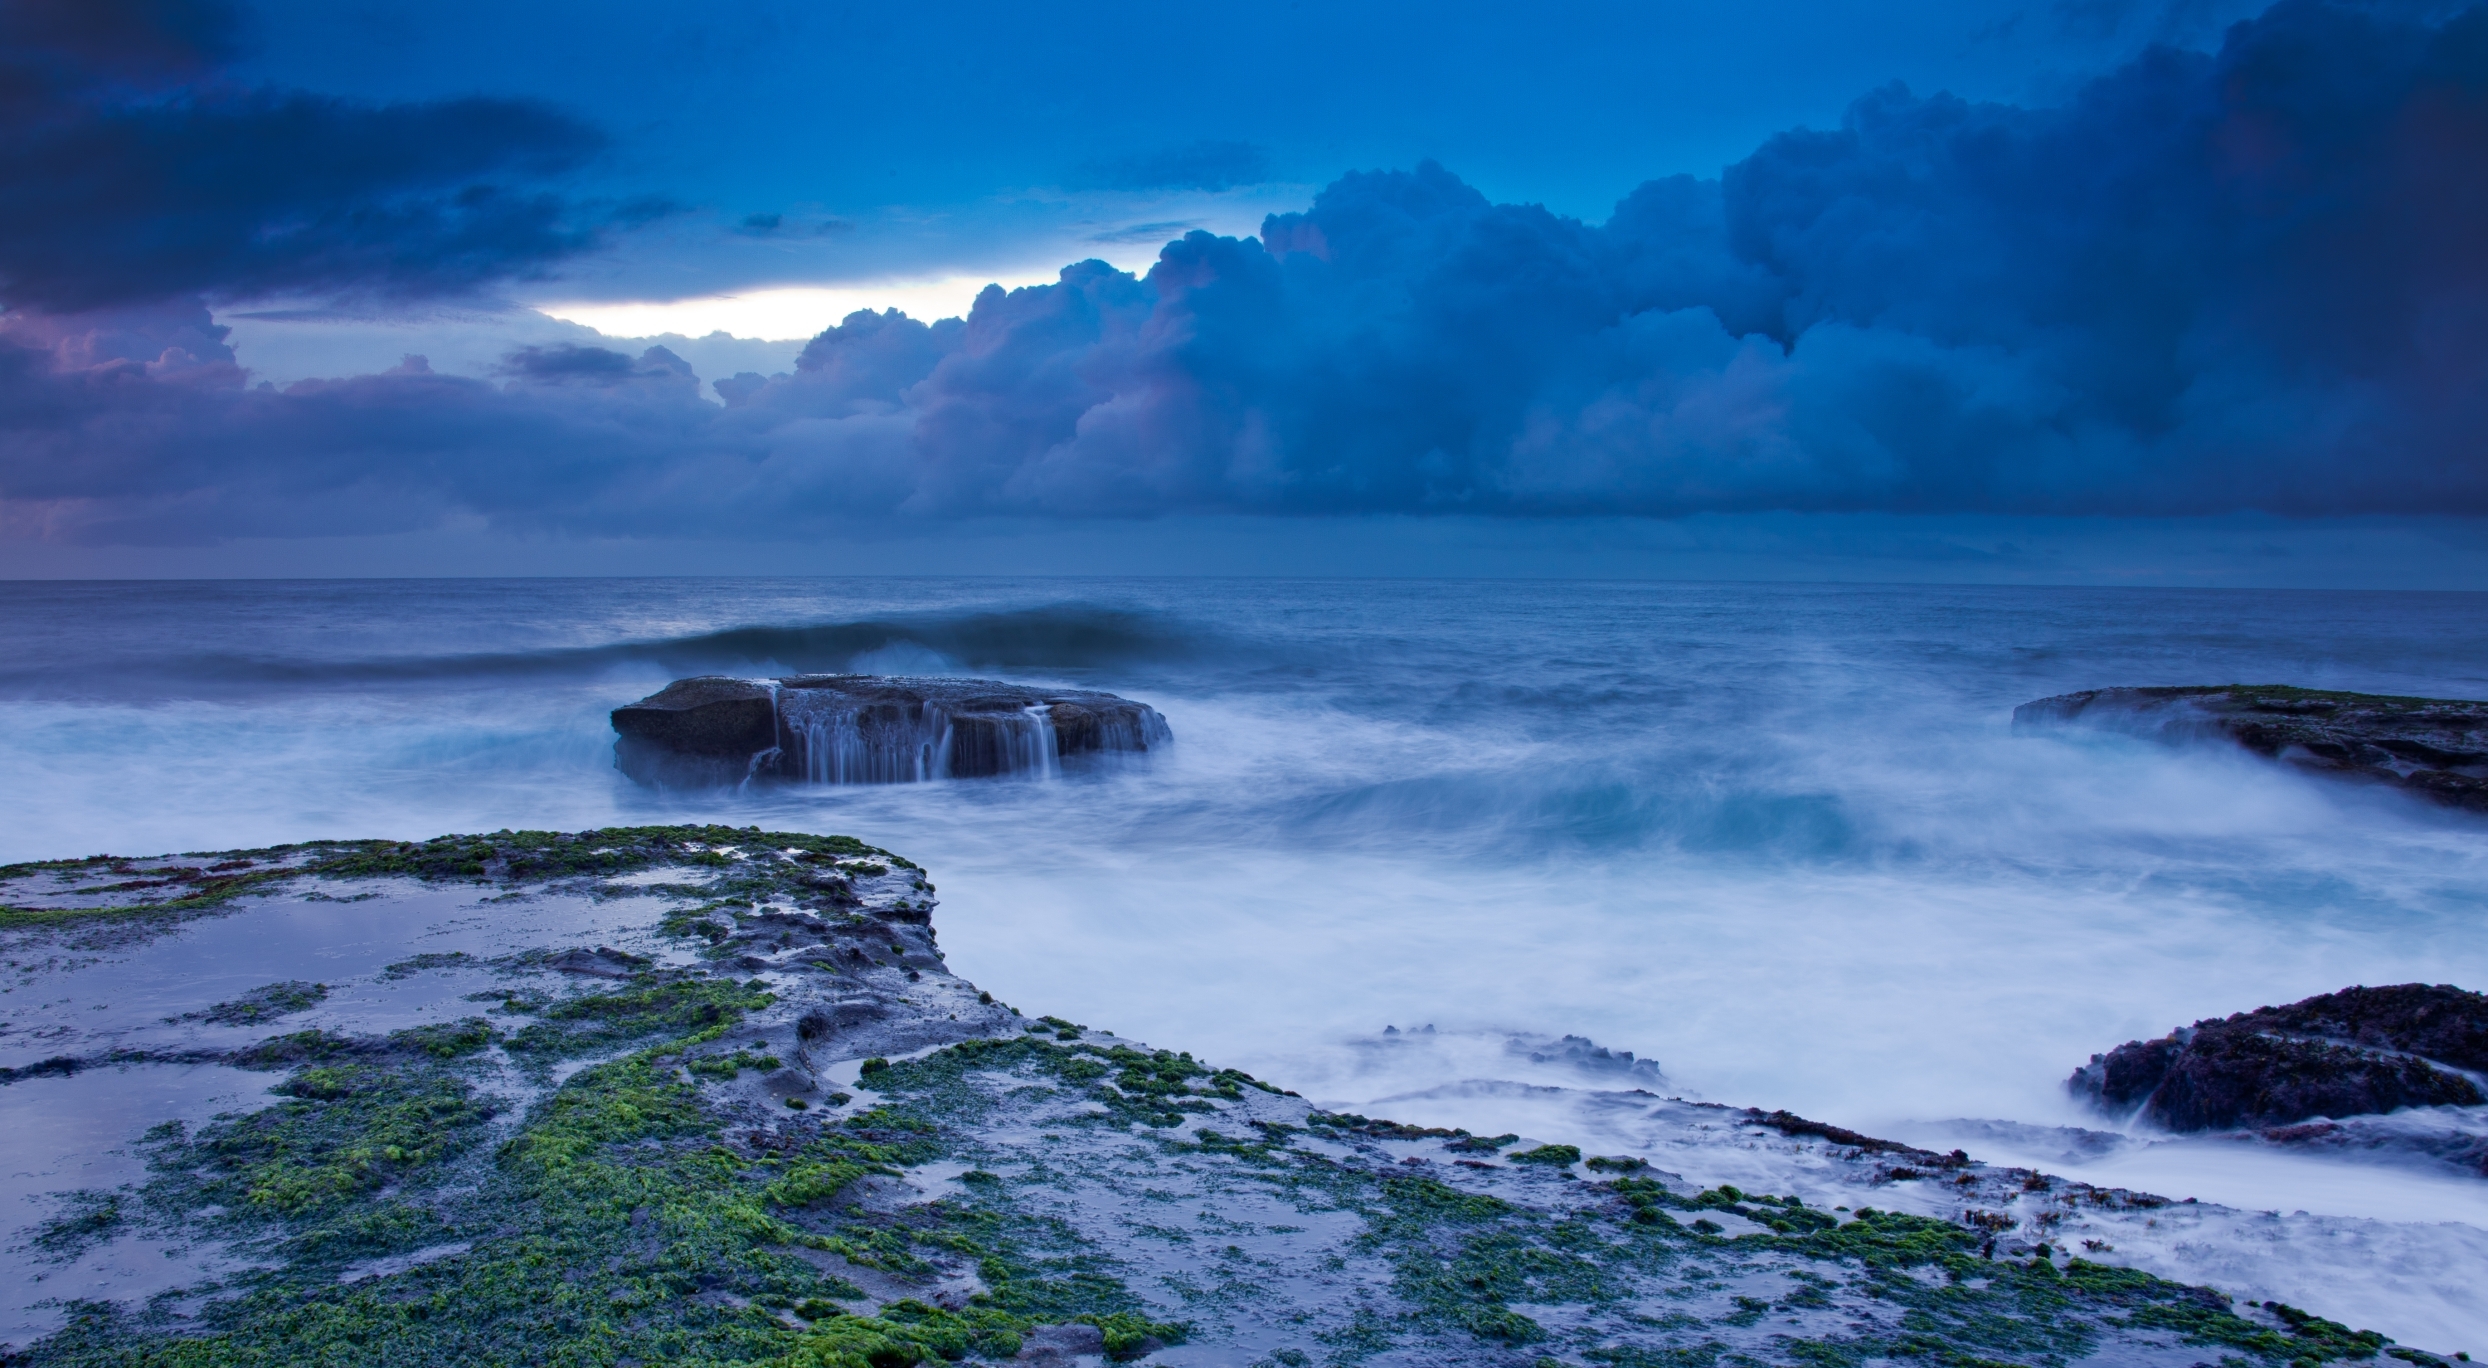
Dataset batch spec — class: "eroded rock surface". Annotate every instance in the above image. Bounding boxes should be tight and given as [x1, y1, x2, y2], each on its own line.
[2013, 684, 2488, 809]
[611, 675, 1171, 788]
[2071, 983, 2488, 1133]
[0, 829, 2455, 1367]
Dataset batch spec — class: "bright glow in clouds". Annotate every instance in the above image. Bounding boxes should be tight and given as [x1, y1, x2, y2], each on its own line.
[533, 274, 1061, 340]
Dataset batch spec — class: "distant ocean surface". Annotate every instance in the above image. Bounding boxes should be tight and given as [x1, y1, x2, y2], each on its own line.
[7, 576, 2488, 1217]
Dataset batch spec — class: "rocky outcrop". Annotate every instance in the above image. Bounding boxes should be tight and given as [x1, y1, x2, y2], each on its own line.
[2070, 983, 2488, 1131]
[2013, 685, 2488, 810]
[2, 827, 2445, 1363]
[611, 674, 1171, 788]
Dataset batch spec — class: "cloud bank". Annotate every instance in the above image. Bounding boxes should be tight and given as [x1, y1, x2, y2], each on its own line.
[3, 0, 2486, 543]
[0, 0, 619, 312]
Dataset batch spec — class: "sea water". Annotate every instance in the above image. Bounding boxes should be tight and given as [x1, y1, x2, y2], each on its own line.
[4, 577, 2487, 1341]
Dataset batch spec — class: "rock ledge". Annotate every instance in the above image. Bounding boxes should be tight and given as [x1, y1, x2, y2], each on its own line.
[612, 674, 1170, 788]
[2014, 684, 2488, 809]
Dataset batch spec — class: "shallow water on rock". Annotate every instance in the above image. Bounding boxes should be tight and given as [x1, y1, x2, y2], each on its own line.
[0, 884, 701, 1070]
[1, 1062, 275, 1345]
[0, 880, 706, 1345]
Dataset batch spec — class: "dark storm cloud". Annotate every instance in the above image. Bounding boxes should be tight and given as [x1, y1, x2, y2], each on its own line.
[734, 212, 850, 238]
[767, 0, 2488, 521]
[0, 0, 616, 310]
[4, 0, 2487, 543]
[496, 344, 694, 388]
[0, 0, 242, 78]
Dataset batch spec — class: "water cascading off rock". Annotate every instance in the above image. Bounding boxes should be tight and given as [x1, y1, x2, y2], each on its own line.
[609, 675, 1171, 788]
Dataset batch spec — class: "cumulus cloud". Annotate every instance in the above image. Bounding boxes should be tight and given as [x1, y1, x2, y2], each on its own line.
[0, 0, 620, 310]
[4, 0, 2487, 542]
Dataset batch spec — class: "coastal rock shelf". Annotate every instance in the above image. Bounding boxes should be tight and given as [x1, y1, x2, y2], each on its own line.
[2013, 684, 2488, 810]
[610, 674, 1171, 788]
[0, 827, 2458, 1366]
[4, 830, 2468, 1363]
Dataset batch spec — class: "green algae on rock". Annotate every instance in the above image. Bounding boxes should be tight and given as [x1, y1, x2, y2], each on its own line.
[0, 827, 2458, 1366]
[0, 826, 909, 938]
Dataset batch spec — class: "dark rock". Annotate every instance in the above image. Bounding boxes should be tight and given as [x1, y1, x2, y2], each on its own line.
[795, 999, 891, 1049]
[1744, 1108, 1966, 1163]
[2070, 983, 2488, 1131]
[610, 677, 779, 788]
[2013, 685, 2488, 810]
[548, 946, 650, 979]
[611, 674, 1170, 788]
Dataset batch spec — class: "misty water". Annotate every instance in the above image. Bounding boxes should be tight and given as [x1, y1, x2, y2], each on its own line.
[5, 577, 2487, 1344]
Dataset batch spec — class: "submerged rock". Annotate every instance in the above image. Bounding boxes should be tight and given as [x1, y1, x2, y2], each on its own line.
[2071, 983, 2488, 1131]
[2013, 684, 2488, 809]
[2232, 1109, 2488, 1180]
[610, 673, 1171, 788]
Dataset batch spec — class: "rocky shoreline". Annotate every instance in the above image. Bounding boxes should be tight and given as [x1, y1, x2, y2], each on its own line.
[2013, 685, 2488, 810]
[0, 829, 2465, 1366]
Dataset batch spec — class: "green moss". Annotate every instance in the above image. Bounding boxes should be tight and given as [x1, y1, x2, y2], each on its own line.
[1, 825, 909, 930]
[196, 980, 329, 1024]
[30, 1191, 124, 1258]
[8, 828, 2420, 1368]
[1510, 1144, 1582, 1166]
[506, 973, 774, 1058]
[228, 1028, 359, 1069]
[390, 1017, 497, 1058]
[690, 1048, 784, 1079]
[765, 1159, 886, 1208]
[23, 992, 1219, 1366]
[145, 1059, 500, 1221]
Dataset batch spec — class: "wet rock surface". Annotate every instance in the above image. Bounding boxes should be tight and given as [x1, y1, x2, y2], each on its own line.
[0, 829, 2463, 1366]
[2013, 684, 2488, 809]
[611, 674, 1171, 788]
[2071, 983, 2488, 1133]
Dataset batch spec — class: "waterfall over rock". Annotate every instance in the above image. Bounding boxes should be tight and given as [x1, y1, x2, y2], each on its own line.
[610, 675, 1170, 788]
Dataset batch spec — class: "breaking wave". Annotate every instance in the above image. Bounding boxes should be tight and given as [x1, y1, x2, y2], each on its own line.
[0, 598, 1221, 698]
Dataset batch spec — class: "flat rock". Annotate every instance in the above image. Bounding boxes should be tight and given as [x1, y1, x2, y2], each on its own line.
[2071, 983, 2488, 1131]
[2013, 685, 2488, 810]
[0, 826, 2455, 1365]
[611, 674, 1170, 788]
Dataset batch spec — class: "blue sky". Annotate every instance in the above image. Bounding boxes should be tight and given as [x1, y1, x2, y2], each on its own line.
[1, 0, 2484, 583]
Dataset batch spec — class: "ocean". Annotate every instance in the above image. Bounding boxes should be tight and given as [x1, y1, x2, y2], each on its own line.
[5, 576, 2487, 1341]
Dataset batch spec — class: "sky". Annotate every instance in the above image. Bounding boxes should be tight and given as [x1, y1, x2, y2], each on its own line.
[2, 0, 2485, 582]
